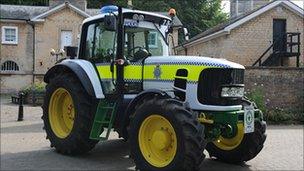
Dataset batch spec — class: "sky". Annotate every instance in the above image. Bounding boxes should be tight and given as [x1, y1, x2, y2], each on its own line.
[221, 0, 304, 14]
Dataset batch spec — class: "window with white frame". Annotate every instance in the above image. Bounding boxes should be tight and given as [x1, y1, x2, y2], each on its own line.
[1, 60, 19, 71]
[148, 32, 157, 48]
[2, 26, 18, 44]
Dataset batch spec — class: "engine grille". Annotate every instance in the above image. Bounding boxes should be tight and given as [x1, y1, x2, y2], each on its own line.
[197, 68, 245, 106]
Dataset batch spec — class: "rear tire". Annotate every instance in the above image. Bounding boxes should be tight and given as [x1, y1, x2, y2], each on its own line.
[129, 97, 206, 171]
[42, 73, 99, 155]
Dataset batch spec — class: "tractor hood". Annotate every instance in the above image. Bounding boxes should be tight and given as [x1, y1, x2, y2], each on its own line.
[144, 56, 245, 69]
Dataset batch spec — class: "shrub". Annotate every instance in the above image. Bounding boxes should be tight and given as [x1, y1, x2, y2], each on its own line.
[21, 82, 46, 94]
[245, 87, 303, 124]
[266, 109, 304, 124]
[246, 87, 266, 114]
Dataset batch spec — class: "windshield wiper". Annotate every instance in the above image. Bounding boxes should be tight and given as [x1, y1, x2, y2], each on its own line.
[153, 23, 168, 45]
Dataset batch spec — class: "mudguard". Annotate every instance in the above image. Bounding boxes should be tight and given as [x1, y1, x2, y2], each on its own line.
[44, 59, 104, 99]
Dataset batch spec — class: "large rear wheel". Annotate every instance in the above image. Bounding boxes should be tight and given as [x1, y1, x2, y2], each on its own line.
[129, 97, 206, 171]
[42, 73, 99, 155]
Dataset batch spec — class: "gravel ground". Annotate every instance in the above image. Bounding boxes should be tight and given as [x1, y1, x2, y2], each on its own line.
[1, 95, 303, 171]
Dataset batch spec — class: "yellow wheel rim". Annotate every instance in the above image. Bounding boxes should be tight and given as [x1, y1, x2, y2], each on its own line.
[139, 115, 177, 168]
[213, 123, 244, 151]
[49, 88, 75, 139]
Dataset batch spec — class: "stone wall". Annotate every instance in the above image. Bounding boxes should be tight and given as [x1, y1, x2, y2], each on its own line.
[0, 74, 32, 93]
[244, 67, 304, 113]
[178, 5, 304, 67]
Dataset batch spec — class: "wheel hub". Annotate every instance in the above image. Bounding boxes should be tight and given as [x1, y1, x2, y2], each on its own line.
[138, 115, 177, 168]
[214, 123, 244, 151]
[152, 129, 171, 150]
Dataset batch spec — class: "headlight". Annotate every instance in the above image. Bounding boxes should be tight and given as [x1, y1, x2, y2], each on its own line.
[221, 86, 244, 98]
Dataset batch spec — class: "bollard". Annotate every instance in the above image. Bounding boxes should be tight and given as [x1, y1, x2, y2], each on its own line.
[17, 92, 24, 121]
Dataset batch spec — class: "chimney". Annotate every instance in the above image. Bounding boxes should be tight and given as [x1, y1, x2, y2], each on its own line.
[230, 0, 271, 18]
[49, 0, 87, 11]
[128, 0, 133, 6]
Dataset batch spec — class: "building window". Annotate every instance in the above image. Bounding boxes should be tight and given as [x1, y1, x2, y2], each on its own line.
[2, 26, 18, 44]
[148, 32, 158, 48]
[61, 30, 72, 49]
[1, 60, 19, 71]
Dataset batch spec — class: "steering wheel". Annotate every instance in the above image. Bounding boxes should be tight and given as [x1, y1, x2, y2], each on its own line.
[128, 46, 144, 56]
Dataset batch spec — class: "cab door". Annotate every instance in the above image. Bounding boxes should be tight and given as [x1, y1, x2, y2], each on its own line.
[83, 21, 117, 95]
[123, 30, 150, 94]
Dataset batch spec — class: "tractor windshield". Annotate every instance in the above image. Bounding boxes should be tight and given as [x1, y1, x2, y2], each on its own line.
[124, 19, 169, 61]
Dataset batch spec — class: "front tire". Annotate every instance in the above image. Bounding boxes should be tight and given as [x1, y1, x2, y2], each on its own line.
[206, 100, 267, 163]
[129, 97, 206, 171]
[42, 73, 99, 155]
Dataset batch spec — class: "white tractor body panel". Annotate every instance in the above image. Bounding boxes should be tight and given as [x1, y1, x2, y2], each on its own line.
[62, 59, 105, 99]
[143, 56, 244, 111]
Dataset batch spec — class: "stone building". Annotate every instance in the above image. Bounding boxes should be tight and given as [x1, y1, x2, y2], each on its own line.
[0, 0, 182, 93]
[176, 0, 303, 67]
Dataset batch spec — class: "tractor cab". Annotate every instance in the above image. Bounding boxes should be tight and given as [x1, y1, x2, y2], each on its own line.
[79, 6, 172, 63]
[77, 6, 176, 95]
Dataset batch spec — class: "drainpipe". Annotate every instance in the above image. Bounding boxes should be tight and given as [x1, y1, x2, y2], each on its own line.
[26, 20, 35, 84]
[181, 44, 188, 56]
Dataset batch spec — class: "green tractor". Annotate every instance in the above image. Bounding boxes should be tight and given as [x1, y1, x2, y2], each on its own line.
[42, 6, 266, 171]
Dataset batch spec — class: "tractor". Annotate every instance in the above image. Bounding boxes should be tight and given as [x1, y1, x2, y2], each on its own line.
[42, 5, 267, 171]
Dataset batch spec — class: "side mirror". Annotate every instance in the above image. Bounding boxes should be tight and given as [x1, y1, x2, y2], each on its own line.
[65, 46, 78, 59]
[104, 15, 117, 31]
[183, 28, 190, 41]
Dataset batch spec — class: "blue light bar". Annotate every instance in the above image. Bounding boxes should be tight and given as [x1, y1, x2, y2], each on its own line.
[100, 5, 118, 14]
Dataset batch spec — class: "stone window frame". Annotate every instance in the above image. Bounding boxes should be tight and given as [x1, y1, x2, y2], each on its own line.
[1, 26, 18, 45]
[1, 60, 20, 73]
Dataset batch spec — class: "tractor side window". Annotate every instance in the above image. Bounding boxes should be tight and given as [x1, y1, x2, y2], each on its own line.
[125, 28, 164, 62]
[148, 31, 163, 56]
[85, 23, 116, 63]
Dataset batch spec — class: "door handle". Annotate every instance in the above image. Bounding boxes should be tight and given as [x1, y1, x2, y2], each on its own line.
[110, 60, 115, 73]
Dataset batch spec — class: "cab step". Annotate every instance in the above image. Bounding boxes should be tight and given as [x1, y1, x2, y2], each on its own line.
[90, 100, 117, 140]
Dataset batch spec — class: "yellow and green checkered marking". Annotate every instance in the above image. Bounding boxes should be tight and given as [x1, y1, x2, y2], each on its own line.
[96, 63, 218, 83]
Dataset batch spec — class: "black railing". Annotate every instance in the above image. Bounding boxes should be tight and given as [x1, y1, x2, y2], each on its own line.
[286, 32, 301, 55]
[253, 32, 301, 67]
[252, 38, 280, 66]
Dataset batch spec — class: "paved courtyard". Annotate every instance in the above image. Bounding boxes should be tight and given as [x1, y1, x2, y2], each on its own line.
[1, 96, 303, 171]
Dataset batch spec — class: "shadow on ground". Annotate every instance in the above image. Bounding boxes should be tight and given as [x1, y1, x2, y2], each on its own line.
[1, 139, 135, 170]
[1, 137, 255, 171]
[1, 123, 44, 134]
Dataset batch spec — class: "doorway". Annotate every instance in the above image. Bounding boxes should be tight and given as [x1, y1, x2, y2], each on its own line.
[273, 19, 286, 52]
